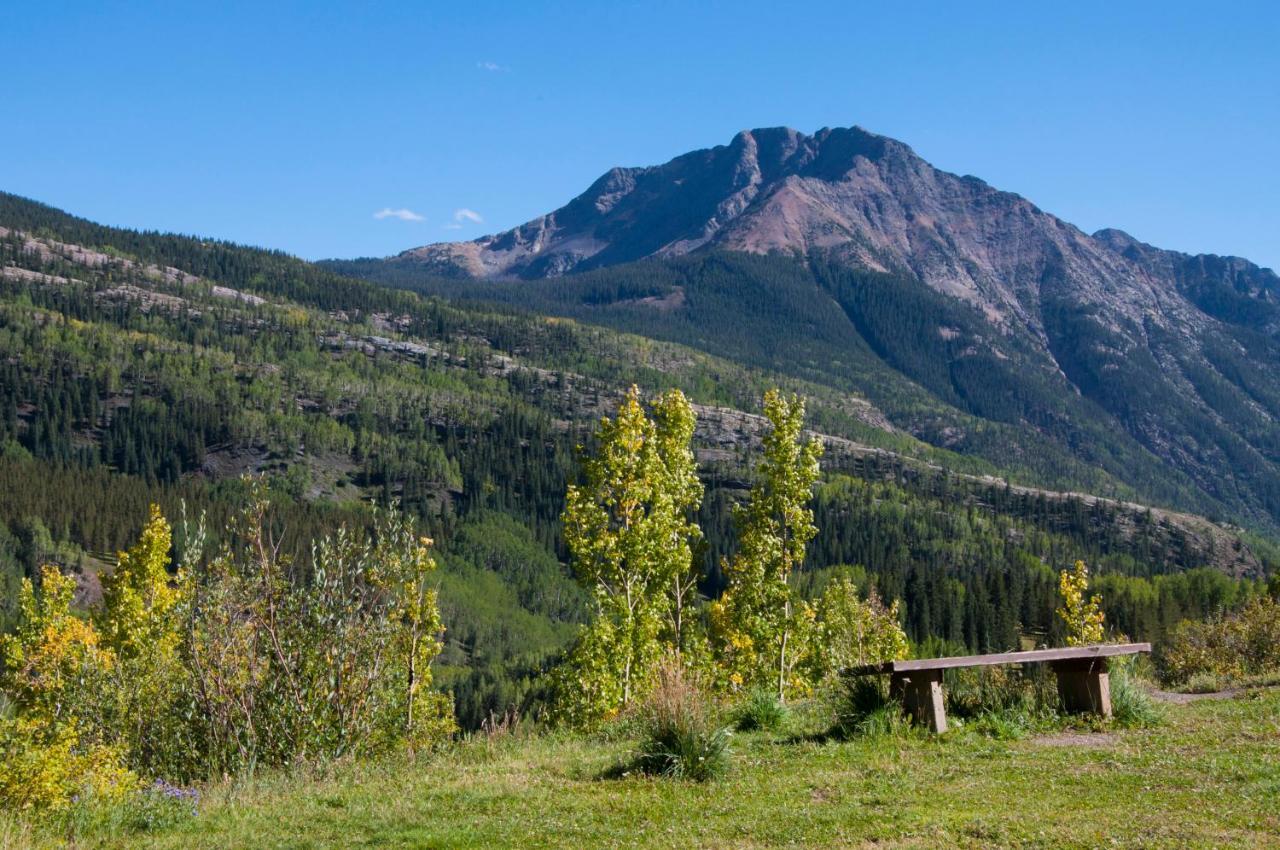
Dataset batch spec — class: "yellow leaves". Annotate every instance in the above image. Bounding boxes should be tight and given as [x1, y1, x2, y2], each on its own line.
[0, 566, 135, 814]
[1057, 560, 1106, 647]
[97, 504, 184, 660]
[1, 566, 115, 722]
[0, 717, 136, 813]
[1, 507, 186, 811]
[555, 386, 704, 727]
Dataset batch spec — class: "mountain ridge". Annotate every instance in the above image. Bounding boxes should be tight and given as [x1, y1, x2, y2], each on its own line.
[388, 124, 1278, 365]
[391, 125, 1276, 312]
[333, 126, 1280, 533]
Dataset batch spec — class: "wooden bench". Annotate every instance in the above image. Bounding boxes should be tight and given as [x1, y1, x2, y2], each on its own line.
[846, 643, 1152, 733]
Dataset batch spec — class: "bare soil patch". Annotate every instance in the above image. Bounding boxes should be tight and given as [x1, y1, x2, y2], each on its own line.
[1030, 731, 1115, 748]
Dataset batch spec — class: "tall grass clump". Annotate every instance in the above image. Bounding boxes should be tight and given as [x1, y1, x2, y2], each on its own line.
[1109, 659, 1161, 728]
[828, 674, 907, 738]
[633, 661, 730, 781]
[733, 688, 789, 733]
[944, 665, 1057, 738]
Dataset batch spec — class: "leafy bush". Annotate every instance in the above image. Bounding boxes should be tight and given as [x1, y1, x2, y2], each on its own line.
[177, 488, 456, 773]
[1159, 596, 1280, 686]
[805, 578, 909, 683]
[0, 716, 136, 815]
[0, 490, 457, 816]
[733, 688, 789, 733]
[0, 566, 136, 813]
[632, 661, 730, 781]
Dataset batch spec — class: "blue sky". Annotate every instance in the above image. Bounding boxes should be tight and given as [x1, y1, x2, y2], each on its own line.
[3, 1, 1277, 268]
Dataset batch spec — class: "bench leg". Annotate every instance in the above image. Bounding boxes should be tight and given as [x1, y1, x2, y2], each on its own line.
[890, 670, 947, 733]
[1051, 658, 1111, 718]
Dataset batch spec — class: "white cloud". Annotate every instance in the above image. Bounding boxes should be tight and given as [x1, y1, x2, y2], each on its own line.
[477, 61, 507, 72]
[374, 207, 425, 222]
[453, 208, 484, 224]
[442, 223, 463, 231]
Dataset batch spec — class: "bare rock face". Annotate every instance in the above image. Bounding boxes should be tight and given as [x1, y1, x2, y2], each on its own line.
[398, 125, 1276, 339]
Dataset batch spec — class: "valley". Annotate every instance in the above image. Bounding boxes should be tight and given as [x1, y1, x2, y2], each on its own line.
[1, 183, 1276, 733]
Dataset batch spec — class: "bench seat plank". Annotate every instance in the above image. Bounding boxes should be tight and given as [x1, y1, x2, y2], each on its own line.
[847, 642, 1151, 677]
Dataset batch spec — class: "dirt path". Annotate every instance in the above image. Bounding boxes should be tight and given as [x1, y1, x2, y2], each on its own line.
[1146, 688, 1243, 705]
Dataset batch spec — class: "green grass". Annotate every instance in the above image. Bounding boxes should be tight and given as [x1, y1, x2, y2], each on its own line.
[4, 690, 1278, 849]
[732, 689, 790, 733]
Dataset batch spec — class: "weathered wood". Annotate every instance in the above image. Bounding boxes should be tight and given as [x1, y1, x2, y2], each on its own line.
[890, 670, 947, 733]
[1051, 657, 1112, 718]
[846, 642, 1151, 677]
[850, 643, 1150, 732]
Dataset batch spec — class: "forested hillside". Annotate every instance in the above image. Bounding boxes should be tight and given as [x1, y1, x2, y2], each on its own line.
[334, 250, 1280, 537]
[1, 191, 1275, 727]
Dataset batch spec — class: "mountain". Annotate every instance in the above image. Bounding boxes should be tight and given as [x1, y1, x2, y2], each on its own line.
[387, 125, 1277, 334]
[330, 126, 1280, 534]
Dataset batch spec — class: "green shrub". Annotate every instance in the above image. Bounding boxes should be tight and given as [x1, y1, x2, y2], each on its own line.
[734, 689, 789, 733]
[632, 661, 730, 782]
[0, 492, 457, 818]
[803, 578, 910, 685]
[168, 491, 456, 775]
[1159, 597, 1280, 686]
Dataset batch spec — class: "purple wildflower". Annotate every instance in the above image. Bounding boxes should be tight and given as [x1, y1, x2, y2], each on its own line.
[150, 779, 201, 814]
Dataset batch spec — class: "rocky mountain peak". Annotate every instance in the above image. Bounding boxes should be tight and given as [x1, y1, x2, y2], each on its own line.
[395, 125, 931, 279]
[390, 126, 1277, 345]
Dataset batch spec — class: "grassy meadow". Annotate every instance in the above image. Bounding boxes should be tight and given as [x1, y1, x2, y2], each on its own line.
[5, 687, 1277, 850]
